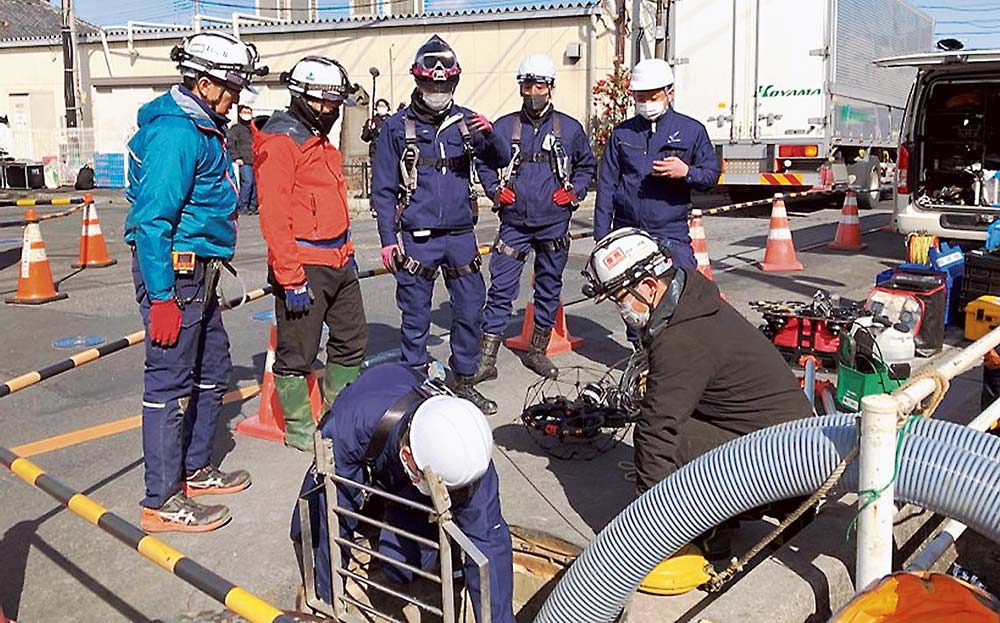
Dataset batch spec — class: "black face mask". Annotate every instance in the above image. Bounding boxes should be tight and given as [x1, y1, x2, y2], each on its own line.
[290, 97, 340, 136]
[522, 94, 550, 116]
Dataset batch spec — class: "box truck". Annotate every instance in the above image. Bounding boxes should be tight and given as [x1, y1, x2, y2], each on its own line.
[669, 0, 933, 208]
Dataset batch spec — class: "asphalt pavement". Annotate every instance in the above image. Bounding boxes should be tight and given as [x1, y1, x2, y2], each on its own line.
[0, 188, 984, 622]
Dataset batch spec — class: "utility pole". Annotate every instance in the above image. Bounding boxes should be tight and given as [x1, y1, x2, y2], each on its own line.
[654, 0, 668, 60]
[615, 0, 627, 64]
[61, 0, 79, 128]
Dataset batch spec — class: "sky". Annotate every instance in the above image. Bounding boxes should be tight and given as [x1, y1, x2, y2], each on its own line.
[50, 0, 1000, 51]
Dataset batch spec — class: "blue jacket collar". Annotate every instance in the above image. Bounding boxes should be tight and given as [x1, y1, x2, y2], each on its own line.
[172, 85, 230, 132]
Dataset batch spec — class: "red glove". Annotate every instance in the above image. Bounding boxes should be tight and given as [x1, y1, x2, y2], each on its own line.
[497, 187, 516, 205]
[467, 113, 493, 135]
[553, 188, 577, 206]
[381, 244, 400, 271]
[149, 299, 182, 347]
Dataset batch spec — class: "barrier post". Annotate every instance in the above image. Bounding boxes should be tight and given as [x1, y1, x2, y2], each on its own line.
[856, 393, 898, 589]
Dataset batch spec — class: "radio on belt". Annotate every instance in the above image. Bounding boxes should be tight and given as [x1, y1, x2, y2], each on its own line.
[172, 251, 196, 274]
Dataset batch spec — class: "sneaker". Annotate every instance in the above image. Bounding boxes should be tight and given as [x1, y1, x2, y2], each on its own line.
[140, 492, 231, 533]
[182, 465, 252, 498]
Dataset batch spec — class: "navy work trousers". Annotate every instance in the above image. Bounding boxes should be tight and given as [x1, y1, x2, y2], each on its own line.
[395, 230, 485, 376]
[132, 255, 232, 509]
[237, 164, 257, 211]
[482, 220, 569, 335]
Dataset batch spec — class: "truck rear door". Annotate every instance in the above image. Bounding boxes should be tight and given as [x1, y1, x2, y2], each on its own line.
[670, 0, 737, 143]
[753, 0, 827, 142]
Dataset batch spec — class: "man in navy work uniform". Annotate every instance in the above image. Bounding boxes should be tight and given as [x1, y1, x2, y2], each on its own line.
[372, 35, 511, 415]
[292, 363, 515, 623]
[594, 58, 720, 270]
[124, 32, 265, 533]
[473, 54, 596, 383]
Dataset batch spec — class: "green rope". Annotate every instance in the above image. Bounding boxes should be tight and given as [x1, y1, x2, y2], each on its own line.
[846, 414, 922, 540]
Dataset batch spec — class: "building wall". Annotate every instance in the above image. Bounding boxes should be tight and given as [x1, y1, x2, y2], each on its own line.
[0, 10, 617, 177]
[0, 44, 68, 161]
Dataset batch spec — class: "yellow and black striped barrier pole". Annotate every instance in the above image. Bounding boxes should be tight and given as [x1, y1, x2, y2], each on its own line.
[0, 286, 273, 399]
[0, 446, 295, 623]
[0, 193, 93, 208]
[702, 188, 833, 217]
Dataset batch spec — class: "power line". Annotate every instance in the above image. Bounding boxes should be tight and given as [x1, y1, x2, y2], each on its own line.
[918, 4, 1000, 12]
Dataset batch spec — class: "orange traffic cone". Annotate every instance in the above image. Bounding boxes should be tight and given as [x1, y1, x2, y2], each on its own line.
[759, 194, 804, 272]
[5, 209, 67, 305]
[72, 194, 116, 268]
[689, 209, 715, 280]
[689, 209, 726, 299]
[827, 189, 867, 251]
[505, 301, 583, 356]
[236, 321, 322, 443]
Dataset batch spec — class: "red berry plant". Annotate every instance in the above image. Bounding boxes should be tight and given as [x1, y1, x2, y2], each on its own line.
[590, 62, 632, 163]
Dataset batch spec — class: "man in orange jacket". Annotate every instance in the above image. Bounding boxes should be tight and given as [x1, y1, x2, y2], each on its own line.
[254, 56, 368, 452]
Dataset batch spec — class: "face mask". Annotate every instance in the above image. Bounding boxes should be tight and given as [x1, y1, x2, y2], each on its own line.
[421, 91, 453, 112]
[317, 109, 340, 136]
[376, 107, 389, 116]
[615, 290, 653, 329]
[522, 94, 550, 115]
[238, 113, 252, 122]
[400, 447, 431, 496]
[636, 99, 666, 121]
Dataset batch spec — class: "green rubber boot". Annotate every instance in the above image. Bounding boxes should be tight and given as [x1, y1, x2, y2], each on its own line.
[323, 363, 361, 413]
[274, 374, 315, 453]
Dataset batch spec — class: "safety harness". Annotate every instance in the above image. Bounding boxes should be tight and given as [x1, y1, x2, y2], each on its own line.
[395, 114, 479, 225]
[492, 234, 571, 263]
[392, 114, 483, 282]
[493, 111, 577, 212]
[363, 377, 479, 506]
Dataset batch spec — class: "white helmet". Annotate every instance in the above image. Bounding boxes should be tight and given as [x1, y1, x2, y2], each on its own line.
[582, 228, 673, 301]
[517, 54, 557, 86]
[409, 395, 493, 490]
[171, 32, 266, 93]
[281, 56, 356, 103]
[630, 58, 674, 92]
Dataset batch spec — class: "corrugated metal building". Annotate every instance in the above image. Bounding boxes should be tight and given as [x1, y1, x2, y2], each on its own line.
[0, 0, 615, 183]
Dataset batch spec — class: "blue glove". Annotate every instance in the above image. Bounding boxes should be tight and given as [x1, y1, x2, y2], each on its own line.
[284, 283, 313, 316]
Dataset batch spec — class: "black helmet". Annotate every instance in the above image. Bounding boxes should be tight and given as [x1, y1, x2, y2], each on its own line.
[411, 35, 461, 82]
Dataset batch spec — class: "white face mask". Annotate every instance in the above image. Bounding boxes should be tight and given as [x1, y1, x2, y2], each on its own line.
[636, 99, 666, 121]
[376, 106, 389, 116]
[400, 447, 431, 496]
[421, 91, 453, 112]
[615, 290, 653, 329]
[239, 113, 253, 121]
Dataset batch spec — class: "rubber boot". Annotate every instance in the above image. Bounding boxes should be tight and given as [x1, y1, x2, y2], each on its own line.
[524, 325, 559, 379]
[274, 374, 315, 453]
[471, 333, 502, 384]
[449, 374, 498, 416]
[322, 362, 360, 413]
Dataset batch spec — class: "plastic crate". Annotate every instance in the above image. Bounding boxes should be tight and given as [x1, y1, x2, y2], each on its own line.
[965, 295, 1000, 340]
[961, 249, 1000, 310]
[93, 152, 126, 188]
[836, 363, 906, 413]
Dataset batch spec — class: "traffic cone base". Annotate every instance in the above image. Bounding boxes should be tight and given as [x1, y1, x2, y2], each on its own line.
[5, 209, 67, 305]
[827, 190, 867, 252]
[72, 201, 116, 268]
[759, 195, 804, 272]
[235, 322, 323, 443]
[505, 302, 583, 356]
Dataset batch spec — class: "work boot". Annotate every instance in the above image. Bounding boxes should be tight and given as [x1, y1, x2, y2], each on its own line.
[697, 520, 738, 567]
[524, 325, 559, 379]
[182, 465, 252, 498]
[449, 374, 498, 416]
[275, 373, 316, 453]
[322, 362, 361, 413]
[140, 492, 231, 534]
[471, 333, 502, 384]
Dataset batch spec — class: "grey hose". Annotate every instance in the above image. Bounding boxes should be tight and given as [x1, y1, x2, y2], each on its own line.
[535, 414, 1000, 623]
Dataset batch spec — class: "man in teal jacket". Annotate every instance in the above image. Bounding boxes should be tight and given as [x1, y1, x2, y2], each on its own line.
[124, 32, 266, 533]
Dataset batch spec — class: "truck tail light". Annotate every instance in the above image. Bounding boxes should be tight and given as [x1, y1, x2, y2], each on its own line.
[777, 144, 819, 158]
[897, 143, 910, 195]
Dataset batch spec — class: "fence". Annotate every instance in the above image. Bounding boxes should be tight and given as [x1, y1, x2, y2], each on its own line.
[299, 432, 491, 623]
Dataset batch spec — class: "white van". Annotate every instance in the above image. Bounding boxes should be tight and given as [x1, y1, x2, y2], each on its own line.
[877, 50, 1000, 241]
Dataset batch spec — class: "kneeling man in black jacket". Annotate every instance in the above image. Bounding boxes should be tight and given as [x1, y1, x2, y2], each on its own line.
[583, 228, 813, 589]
